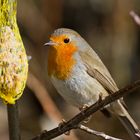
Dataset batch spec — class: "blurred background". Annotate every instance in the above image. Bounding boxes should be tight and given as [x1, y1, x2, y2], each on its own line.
[0, 0, 140, 139]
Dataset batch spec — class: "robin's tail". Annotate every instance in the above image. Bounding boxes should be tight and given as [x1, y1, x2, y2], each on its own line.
[111, 100, 140, 140]
[118, 115, 139, 140]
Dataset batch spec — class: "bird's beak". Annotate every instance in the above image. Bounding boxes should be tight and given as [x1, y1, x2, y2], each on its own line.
[44, 41, 57, 46]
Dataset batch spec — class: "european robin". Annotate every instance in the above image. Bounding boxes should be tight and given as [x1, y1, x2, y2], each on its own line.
[45, 28, 139, 139]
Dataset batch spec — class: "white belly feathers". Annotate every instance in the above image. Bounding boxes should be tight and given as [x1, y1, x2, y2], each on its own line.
[51, 57, 109, 108]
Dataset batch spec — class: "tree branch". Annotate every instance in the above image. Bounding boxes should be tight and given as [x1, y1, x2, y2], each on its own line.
[130, 11, 140, 26]
[135, 132, 140, 138]
[78, 125, 123, 140]
[32, 80, 140, 140]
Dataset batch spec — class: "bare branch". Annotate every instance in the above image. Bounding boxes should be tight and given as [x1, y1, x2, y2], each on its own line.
[78, 125, 123, 140]
[135, 131, 140, 138]
[130, 11, 140, 26]
[32, 80, 140, 140]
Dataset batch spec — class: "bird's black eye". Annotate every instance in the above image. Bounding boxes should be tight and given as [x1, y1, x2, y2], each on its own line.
[64, 38, 70, 43]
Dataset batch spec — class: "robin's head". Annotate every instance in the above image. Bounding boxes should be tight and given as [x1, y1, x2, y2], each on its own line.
[45, 28, 84, 80]
[45, 28, 88, 51]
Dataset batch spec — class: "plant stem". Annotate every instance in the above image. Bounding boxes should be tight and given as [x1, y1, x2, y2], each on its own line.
[7, 102, 20, 140]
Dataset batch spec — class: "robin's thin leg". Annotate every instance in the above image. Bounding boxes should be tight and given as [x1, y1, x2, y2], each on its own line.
[58, 119, 70, 135]
[79, 94, 103, 124]
[79, 104, 92, 123]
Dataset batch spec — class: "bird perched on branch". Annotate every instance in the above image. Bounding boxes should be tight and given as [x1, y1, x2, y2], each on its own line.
[45, 28, 139, 139]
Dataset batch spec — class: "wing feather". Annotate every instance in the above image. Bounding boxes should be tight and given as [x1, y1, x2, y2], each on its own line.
[79, 47, 118, 94]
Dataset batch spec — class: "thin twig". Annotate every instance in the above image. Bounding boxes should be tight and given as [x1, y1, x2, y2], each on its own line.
[32, 80, 140, 140]
[130, 11, 140, 26]
[7, 102, 20, 140]
[78, 125, 123, 140]
[135, 131, 140, 138]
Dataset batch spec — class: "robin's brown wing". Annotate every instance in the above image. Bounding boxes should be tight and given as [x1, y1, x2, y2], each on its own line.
[79, 47, 118, 94]
[79, 47, 127, 108]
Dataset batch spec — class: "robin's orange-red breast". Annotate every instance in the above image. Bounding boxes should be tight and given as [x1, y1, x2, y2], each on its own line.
[45, 28, 139, 139]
